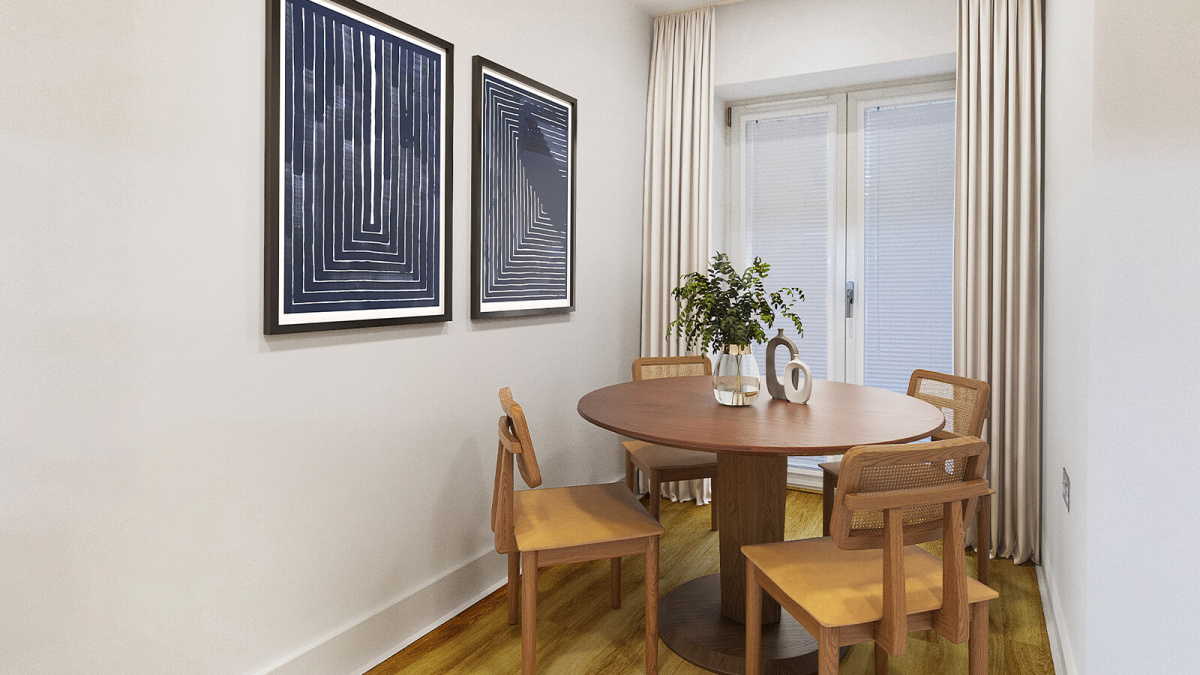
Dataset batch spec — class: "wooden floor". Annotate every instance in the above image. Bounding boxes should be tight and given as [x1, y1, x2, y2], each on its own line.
[371, 489, 1054, 674]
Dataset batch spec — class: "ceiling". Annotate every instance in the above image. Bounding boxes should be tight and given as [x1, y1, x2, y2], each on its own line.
[626, 0, 732, 17]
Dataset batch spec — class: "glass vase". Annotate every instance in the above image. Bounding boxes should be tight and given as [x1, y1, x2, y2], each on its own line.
[713, 344, 761, 406]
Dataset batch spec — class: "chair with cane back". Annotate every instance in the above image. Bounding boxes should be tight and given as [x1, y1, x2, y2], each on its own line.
[623, 356, 720, 530]
[745, 436, 998, 675]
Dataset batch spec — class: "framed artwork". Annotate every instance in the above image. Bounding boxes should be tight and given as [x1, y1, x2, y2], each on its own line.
[265, 0, 452, 334]
[471, 56, 577, 319]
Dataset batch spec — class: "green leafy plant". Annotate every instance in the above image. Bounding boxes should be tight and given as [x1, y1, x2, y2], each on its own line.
[667, 252, 804, 354]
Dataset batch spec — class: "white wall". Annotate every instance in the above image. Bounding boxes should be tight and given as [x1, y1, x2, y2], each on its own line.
[1043, 0, 1200, 672]
[1042, 0, 1094, 671]
[714, 0, 957, 89]
[1086, 0, 1200, 670]
[0, 1, 651, 673]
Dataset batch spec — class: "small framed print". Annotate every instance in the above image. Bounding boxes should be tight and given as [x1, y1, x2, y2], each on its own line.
[471, 56, 576, 319]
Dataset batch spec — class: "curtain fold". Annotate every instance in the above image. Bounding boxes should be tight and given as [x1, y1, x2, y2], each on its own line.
[638, 7, 714, 504]
[954, 0, 1043, 564]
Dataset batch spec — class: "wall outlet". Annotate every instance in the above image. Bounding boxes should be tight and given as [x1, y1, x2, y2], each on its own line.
[1062, 468, 1071, 512]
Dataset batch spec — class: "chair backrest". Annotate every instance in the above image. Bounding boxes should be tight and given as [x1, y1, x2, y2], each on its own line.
[632, 355, 712, 381]
[491, 387, 542, 555]
[907, 369, 990, 439]
[831, 436, 991, 654]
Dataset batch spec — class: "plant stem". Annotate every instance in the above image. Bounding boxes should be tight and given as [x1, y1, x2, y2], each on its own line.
[734, 354, 743, 406]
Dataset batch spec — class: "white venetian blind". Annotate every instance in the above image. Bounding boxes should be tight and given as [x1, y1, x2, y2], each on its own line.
[861, 99, 956, 393]
[743, 113, 832, 384]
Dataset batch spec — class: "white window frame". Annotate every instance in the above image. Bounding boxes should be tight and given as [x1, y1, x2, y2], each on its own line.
[726, 79, 956, 490]
[844, 81, 957, 384]
[728, 94, 848, 383]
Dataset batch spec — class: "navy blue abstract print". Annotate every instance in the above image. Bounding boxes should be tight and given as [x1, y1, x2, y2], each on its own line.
[280, 0, 444, 320]
[477, 70, 572, 312]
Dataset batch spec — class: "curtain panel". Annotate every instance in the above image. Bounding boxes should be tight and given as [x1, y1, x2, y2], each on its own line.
[638, 7, 715, 504]
[955, 0, 1043, 564]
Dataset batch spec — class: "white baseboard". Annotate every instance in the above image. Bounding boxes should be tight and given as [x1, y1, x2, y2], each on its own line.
[251, 548, 507, 675]
[787, 465, 824, 492]
[1036, 564, 1075, 675]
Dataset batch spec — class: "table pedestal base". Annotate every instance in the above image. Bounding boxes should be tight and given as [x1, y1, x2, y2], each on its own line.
[659, 575, 849, 674]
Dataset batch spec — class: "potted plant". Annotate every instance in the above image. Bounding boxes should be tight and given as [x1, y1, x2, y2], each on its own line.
[667, 253, 804, 406]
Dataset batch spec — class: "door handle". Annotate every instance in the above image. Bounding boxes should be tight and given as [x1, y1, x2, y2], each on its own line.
[845, 281, 855, 318]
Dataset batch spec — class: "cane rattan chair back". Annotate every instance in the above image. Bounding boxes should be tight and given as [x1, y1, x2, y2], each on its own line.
[908, 370, 991, 439]
[632, 355, 712, 381]
[831, 436, 989, 550]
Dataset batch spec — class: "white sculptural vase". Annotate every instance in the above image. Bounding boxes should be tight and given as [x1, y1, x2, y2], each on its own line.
[783, 358, 813, 404]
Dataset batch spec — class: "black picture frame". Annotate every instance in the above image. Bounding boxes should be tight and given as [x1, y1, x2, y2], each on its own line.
[471, 56, 577, 320]
[265, 0, 454, 334]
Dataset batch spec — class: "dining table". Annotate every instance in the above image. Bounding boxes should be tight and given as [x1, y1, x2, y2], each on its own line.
[577, 375, 945, 675]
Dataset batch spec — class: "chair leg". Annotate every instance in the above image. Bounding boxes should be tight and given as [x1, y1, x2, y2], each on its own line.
[822, 468, 835, 537]
[645, 536, 659, 675]
[977, 493, 992, 586]
[874, 642, 888, 675]
[507, 552, 520, 625]
[818, 626, 839, 675]
[611, 557, 622, 609]
[710, 476, 719, 531]
[969, 601, 989, 675]
[648, 472, 661, 522]
[626, 454, 637, 494]
[521, 551, 538, 675]
[745, 561, 762, 675]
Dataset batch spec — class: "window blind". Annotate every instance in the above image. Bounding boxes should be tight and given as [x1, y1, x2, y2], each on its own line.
[861, 99, 956, 394]
[743, 113, 831, 383]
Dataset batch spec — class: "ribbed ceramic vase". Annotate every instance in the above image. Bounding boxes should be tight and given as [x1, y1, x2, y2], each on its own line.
[713, 344, 761, 406]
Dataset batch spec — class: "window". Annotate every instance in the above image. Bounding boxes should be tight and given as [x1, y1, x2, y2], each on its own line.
[728, 82, 956, 487]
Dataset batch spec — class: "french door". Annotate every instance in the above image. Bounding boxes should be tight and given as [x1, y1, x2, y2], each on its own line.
[729, 82, 957, 482]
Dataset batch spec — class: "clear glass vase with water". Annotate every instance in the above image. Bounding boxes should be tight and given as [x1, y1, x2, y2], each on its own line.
[713, 345, 761, 406]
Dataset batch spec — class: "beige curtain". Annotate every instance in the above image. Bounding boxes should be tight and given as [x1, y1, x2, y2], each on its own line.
[954, 0, 1043, 564]
[638, 7, 714, 504]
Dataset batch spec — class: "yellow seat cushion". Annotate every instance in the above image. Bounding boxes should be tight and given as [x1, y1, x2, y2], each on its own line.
[742, 537, 998, 628]
[623, 440, 718, 470]
[513, 482, 665, 552]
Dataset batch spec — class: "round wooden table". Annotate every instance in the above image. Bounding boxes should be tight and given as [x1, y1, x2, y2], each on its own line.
[577, 376, 945, 675]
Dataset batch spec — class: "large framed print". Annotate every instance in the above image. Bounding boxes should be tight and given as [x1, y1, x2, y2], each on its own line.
[265, 0, 452, 334]
[471, 57, 576, 319]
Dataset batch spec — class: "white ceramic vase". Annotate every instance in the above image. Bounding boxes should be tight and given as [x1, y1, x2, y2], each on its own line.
[783, 358, 813, 404]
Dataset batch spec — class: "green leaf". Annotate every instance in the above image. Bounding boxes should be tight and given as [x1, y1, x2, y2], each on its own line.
[665, 252, 805, 353]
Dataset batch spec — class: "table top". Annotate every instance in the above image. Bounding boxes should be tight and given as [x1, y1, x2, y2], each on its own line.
[577, 376, 945, 456]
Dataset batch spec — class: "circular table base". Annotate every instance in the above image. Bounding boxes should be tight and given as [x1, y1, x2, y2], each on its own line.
[659, 575, 849, 675]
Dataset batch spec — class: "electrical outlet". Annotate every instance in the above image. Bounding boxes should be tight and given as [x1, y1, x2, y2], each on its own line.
[1062, 468, 1071, 512]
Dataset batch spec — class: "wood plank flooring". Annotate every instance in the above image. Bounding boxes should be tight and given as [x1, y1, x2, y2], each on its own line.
[370, 489, 1054, 674]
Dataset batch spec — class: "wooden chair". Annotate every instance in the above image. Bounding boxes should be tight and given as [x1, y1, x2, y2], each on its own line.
[745, 436, 998, 675]
[622, 356, 720, 530]
[492, 388, 665, 674]
[820, 370, 994, 584]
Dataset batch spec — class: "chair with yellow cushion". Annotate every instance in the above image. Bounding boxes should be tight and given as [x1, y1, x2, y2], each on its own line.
[820, 369, 993, 584]
[623, 355, 719, 529]
[745, 436, 997, 675]
[492, 388, 665, 674]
